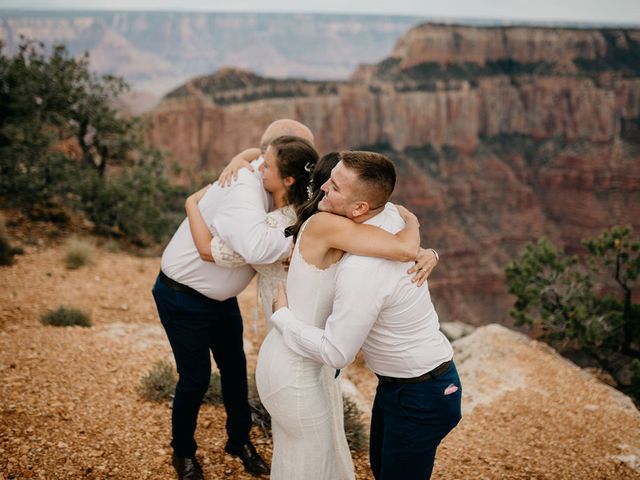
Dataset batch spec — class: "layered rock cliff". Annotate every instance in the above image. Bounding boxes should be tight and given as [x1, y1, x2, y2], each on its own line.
[149, 24, 640, 325]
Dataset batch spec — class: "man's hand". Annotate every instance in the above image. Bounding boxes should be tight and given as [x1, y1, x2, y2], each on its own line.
[218, 148, 260, 187]
[407, 248, 439, 286]
[273, 281, 289, 312]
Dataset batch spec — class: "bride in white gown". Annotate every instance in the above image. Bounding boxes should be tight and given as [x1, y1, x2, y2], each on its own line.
[256, 153, 421, 480]
[186, 146, 422, 480]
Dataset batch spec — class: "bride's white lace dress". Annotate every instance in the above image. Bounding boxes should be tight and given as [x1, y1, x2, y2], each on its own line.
[255, 220, 355, 480]
[211, 206, 294, 331]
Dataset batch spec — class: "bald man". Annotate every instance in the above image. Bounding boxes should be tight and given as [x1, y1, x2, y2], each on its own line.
[153, 120, 314, 480]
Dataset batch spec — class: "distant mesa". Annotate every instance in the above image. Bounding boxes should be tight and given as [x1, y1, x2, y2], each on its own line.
[149, 22, 640, 327]
[163, 67, 342, 105]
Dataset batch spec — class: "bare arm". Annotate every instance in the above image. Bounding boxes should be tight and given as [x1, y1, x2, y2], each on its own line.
[185, 187, 214, 262]
[311, 206, 420, 262]
[218, 147, 261, 187]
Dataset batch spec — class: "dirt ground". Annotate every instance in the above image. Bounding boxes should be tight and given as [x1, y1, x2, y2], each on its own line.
[1, 242, 639, 479]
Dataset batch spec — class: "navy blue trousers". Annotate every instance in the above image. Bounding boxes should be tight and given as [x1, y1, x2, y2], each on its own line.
[152, 275, 252, 458]
[370, 362, 462, 480]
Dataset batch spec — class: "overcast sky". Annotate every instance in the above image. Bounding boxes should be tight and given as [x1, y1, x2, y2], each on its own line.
[0, 0, 639, 25]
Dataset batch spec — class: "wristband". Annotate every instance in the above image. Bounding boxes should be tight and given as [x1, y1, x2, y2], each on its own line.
[429, 248, 440, 262]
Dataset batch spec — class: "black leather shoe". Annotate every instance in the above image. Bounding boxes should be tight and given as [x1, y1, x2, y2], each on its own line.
[224, 440, 269, 475]
[172, 453, 204, 480]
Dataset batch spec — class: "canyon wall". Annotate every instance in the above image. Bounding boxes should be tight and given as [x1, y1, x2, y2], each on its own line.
[149, 24, 640, 325]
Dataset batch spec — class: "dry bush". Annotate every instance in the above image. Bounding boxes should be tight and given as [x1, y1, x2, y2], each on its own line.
[137, 360, 177, 402]
[64, 237, 95, 269]
[40, 306, 92, 327]
[0, 214, 22, 266]
[137, 364, 367, 449]
[343, 396, 368, 452]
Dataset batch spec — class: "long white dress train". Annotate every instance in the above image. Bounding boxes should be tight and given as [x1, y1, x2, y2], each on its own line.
[255, 221, 355, 480]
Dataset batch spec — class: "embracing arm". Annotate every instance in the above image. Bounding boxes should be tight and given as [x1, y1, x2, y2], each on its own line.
[312, 206, 420, 262]
[185, 187, 215, 262]
[218, 147, 262, 187]
[272, 257, 388, 369]
[185, 187, 249, 266]
[212, 173, 291, 264]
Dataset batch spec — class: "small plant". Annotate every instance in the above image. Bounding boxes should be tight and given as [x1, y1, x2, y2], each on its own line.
[343, 396, 368, 452]
[203, 372, 223, 404]
[138, 360, 177, 402]
[102, 238, 122, 253]
[0, 215, 22, 266]
[40, 306, 92, 327]
[137, 367, 370, 446]
[64, 237, 95, 269]
[247, 374, 271, 439]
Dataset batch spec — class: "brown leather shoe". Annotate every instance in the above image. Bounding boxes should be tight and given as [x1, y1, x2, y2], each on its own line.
[172, 453, 204, 480]
[224, 440, 269, 475]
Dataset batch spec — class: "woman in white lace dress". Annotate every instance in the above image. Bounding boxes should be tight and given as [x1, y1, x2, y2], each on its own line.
[184, 136, 317, 328]
[257, 151, 422, 480]
[185, 144, 422, 480]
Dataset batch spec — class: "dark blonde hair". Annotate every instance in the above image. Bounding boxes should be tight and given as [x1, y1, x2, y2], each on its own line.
[269, 136, 319, 208]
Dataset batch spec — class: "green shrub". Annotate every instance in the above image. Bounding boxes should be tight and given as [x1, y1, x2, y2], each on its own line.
[0, 215, 21, 266]
[203, 371, 224, 404]
[40, 306, 92, 327]
[0, 39, 183, 246]
[506, 226, 640, 404]
[137, 360, 177, 402]
[64, 237, 95, 269]
[343, 395, 368, 452]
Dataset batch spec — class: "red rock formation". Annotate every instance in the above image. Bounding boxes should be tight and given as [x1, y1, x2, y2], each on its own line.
[148, 24, 640, 325]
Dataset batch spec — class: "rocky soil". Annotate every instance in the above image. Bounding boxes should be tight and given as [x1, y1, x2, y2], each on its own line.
[1, 243, 639, 479]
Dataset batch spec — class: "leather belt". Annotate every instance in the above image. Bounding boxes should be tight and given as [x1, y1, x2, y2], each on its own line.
[158, 271, 210, 301]
[376, 360, 452, 384]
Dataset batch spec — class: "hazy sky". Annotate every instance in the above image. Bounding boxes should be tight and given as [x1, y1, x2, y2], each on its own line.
[1, 0, 639, 25]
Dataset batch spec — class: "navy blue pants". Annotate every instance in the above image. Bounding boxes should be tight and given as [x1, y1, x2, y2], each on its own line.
[152, 275, 252, 458]
[370, 362, 462, 480]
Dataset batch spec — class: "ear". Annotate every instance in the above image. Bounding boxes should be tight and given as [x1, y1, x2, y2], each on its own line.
[283, 176, 295, 188]
[351, 201, 370, 218]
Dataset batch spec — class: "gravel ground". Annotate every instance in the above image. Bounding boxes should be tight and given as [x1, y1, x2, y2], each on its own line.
[1, 243, 639, 479]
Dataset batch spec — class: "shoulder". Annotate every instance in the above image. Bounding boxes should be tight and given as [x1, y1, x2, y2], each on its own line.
[307, 211, 352, 230]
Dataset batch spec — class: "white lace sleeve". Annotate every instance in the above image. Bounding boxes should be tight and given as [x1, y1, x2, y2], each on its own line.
[211, 236, 247, 267]
[210, 206, 295, 268]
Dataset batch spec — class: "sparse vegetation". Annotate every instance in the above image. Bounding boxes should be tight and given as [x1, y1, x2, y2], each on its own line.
[0, 39, 184, 246]
[64, 237, 95, 269]
[138, 362, 369, 448]
[506, 226, 640, 403]
[0, 215, 22, 266]
[137, 360, 177, 402]
[343, 396, 368, 452]
[40, 306, 92, 327]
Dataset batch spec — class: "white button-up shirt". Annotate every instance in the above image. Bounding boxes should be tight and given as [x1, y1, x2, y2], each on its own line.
[161, 158, 292, 301]
[271, 204, 453, 377]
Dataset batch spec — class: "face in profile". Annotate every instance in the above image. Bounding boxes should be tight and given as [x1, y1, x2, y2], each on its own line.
[260, 146, 287, 195]
[318, 161, 358, 218]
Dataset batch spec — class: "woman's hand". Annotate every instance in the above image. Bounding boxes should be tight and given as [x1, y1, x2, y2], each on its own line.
[407, 248, 439, 287]
[218, 148, 261, 187]
[273, 281, 289, 312]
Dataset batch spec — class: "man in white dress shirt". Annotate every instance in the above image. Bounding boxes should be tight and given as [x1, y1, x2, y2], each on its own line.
[272, 151, 462, 480]
[152, 119, 314, 480]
